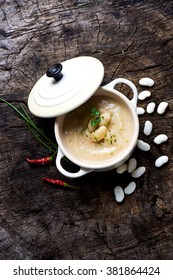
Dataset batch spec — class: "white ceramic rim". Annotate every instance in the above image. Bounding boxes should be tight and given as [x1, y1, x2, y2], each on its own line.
[54, 86, 139, 170]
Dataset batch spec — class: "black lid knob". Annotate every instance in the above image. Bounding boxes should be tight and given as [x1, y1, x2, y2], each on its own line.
[46, 63, 63, 81]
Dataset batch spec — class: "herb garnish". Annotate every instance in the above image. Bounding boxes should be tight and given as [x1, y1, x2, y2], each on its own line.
[90, 107, 101, 127]
[91, 116, 101, 127]
[90, 107, 100, 117]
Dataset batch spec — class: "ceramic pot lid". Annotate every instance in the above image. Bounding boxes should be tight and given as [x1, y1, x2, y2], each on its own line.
[28, 56, 104, 118]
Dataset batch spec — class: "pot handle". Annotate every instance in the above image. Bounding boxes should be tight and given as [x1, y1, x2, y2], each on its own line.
[103, 78, 138, 108]
[56, 148, 93, 178]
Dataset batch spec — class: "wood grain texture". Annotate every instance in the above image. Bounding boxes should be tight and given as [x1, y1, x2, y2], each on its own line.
[0, 0, 173, 259]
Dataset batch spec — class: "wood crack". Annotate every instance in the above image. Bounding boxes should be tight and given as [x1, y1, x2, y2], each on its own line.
[94, 229, 117, 258]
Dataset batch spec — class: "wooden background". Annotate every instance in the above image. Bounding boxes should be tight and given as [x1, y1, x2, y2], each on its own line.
[0, 0, 173, 260]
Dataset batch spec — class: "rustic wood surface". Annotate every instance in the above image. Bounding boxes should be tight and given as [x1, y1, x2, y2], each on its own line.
[0, 0, 173, 260]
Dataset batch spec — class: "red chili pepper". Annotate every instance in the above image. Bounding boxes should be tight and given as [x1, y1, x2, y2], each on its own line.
[42, 177, 79, 189]
[26, 155, 54, 165]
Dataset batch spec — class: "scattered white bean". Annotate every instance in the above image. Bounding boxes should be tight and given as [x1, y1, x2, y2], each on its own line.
[143, 120, 153, 136]
[116, 163, 127, 174]
[124, 181, 136, 195]
[137, 107, 145, 115]
[146, 102, 156, 114]
[157, 102, 168, 114]
[155, 155, 168, 167]
[127, 158, 137, 173]
[114, 186, 125, 203]
[139, 77, 155, 87]
[138, 90, 151, 100]
[91, 125, 107, 142]
[137, 139, 151, 151]
[131, 166, 146, 178]
[154, 134, 168, 144]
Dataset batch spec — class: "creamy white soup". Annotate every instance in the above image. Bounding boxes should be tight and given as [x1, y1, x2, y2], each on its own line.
[62, 95, 134, 162]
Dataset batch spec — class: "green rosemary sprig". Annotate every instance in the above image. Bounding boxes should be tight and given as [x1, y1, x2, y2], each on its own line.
[0, 98, 57, 153]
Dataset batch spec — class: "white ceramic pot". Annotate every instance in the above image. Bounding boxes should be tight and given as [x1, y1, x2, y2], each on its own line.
[28, 56, 139, 178]
[54, 78, 139, 178]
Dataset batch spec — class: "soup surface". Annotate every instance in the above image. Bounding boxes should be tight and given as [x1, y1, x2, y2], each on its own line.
[62, 95, 134, 163]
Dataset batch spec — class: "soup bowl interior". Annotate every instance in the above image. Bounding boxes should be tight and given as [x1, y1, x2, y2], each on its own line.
[54, 87, 139, 170]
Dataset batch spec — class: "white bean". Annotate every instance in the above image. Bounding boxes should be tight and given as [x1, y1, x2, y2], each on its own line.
[154, 134, 168, 144]
[88, 119, 97, 133]
[155, 156, 168, 167]
[146, 102, 156, 114]
[137, 140, 150, 151]
[99, 112, 111, 127]
[139, 77, 155, 87]
[91, 125, 107, 142]
[127, 158, 137, 173]
[116, 163, 127, 174]
[114, 186, 124, 203]
[157, 102, 168, 114]
[124, 181, 136, 195]
[138, 90, 151, 100]
[137, 107, 145, 115]
[131, 166, 146, 178]
[143, 120, 153, 136]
